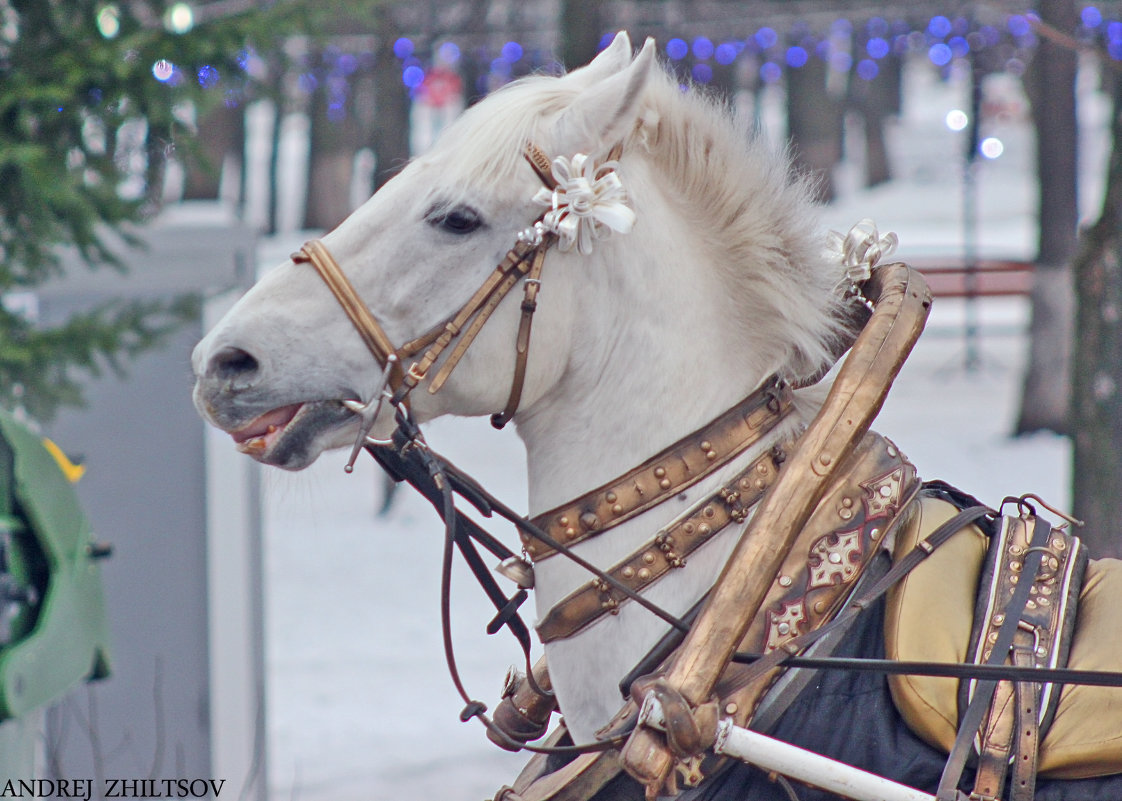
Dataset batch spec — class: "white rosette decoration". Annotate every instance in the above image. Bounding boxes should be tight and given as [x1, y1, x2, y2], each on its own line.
[826, 218, 899, 286]
[533, 153, 636, 255]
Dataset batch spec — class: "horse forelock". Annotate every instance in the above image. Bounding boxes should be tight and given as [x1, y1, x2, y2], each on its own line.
[429, 61, 848, 382]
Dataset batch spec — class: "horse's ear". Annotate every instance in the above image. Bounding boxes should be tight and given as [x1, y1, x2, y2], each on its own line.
[563, 31, 633, 85]
[553, 37, 656, 157]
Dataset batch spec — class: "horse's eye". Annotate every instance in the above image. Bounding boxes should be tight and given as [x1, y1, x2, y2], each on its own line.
[429, 206, 484, 235]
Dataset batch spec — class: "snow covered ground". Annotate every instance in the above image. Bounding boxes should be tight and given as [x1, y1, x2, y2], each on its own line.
[257, 55, 1098, 801]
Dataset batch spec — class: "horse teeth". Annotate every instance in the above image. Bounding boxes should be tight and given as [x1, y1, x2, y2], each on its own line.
[245, 437, 266, 451]
[266, 425, 278, 434]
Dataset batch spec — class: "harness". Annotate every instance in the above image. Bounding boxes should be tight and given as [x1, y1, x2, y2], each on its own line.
[290, 139, 1122, 801]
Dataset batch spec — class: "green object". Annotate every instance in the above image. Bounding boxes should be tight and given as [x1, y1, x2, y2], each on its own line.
[0, 411, 111, 720]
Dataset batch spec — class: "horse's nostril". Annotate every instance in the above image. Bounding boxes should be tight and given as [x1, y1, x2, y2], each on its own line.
[209, 346, 260, 380]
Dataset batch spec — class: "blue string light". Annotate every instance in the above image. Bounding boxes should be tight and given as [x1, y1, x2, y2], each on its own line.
[715, 42, 739, 65]
[785, 46, 809, 68]
[928, 42, 953, 66]
[666, 38, 688, 60]
[866, 37, 890, 59]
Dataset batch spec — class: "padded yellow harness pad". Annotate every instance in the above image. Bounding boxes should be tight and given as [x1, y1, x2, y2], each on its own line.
[886, 495, 1122, 779]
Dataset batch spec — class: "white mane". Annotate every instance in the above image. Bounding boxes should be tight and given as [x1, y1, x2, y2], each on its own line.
[427, 58, 850, 384]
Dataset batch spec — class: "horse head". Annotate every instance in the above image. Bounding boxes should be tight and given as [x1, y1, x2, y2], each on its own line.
[192, 32, 845, 483]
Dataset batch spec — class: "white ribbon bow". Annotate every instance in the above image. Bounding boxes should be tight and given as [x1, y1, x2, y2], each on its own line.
[533, 153, 636, 255]
[826, 218, 899, 285]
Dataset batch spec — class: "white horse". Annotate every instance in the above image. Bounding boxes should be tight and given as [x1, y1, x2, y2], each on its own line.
[193, 31, 851, 746]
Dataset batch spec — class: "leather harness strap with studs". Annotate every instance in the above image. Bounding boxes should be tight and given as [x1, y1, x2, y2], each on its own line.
[523, 377, 794, 561]
[536, 442, 789, 643]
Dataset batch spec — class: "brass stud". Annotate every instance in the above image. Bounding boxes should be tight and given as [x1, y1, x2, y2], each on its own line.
[643, 552, 656, 564]
[621, 566, 635, 579]
[755, 479, 766, 489]
[725, 702, 738, 715]
[740, 478, 752, 490]
[1027, 599, 1037, 609]
[700, 441, 712, 451]
[879, 485, 893, 498]
[757, 462, 768, 474]
[659, 479, 672, 490]
[580, 512, 599, 530]
[605, 491, 617, 503]
[813, 601, 827, 613]
[819, 454, 832, 466]
[684, 523, 695, 534]
[654, 466, 667, 478]
[1039, 597, 1050, 606]
[565, 527, 577, 538]
[842, 497, 853, 508]
[612, 504, 623, 515]
[988, 632, 999, 643]
[1053, 537, 1067, 550]
[839, 509, 852, 520]
[887, 446, 898, 457]
[706, 450, 718, 461]
[870, 528, 880, 539]
[778, 575, 793, 588]
[777, 622, 791, 636]
[638, 568, 651, 580]
[559, 516, 570, 527]
[698, 524, 711, 535]
[992, 613, 1005, 625]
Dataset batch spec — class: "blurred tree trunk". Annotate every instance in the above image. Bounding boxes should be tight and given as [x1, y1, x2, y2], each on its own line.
[849, 53, 901, 188]
[183, 103, 245, 202]
[1016, 0, 1079, 435]
[559, 0, 605, 70]
[787, 53, 844, 202]
[303, 48, 367, 230]
[370, 9, 412, 192]
[1071, 67, 1122, 558]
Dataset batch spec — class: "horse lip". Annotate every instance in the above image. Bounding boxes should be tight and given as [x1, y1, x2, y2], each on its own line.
[231, 403, 304, 444]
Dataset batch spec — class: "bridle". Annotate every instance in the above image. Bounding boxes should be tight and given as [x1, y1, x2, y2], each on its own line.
[290, 142, 582, 468]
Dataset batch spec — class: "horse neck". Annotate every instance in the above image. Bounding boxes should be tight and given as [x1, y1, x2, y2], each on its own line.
[516, 236, 794, 517]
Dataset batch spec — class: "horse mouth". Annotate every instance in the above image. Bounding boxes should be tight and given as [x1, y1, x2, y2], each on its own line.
[229, 400, 353, 468]
[231, 402, 304, 453]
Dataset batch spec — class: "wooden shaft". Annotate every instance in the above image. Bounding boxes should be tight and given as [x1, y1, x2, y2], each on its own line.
[620, 263, 932, 789]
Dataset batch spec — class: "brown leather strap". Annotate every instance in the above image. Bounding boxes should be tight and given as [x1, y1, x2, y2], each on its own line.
[492, 245, 548, 429]
[524, 378, 793, 560]
[536, 445, 786, 643]
[292, 240, 405, 387]
[1010, 647, 1041, 801]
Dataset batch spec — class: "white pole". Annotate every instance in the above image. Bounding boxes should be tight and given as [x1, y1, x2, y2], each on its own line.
[635, 696, 936, 801]
[713, 719, 936, 801]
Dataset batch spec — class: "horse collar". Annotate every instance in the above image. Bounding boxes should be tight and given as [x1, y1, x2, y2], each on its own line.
[524, 376, 794, 561]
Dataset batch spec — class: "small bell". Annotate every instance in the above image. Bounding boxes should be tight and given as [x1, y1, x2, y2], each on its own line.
[495, 556, 535, 589]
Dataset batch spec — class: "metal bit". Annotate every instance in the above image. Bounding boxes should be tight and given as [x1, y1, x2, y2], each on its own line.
[341, 354, 398, 473]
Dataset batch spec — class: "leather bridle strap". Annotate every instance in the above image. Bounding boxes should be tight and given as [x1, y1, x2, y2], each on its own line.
[291, 239, 406, 388]
[292, 143, 563, 424]
[492, 244, 548, 428]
